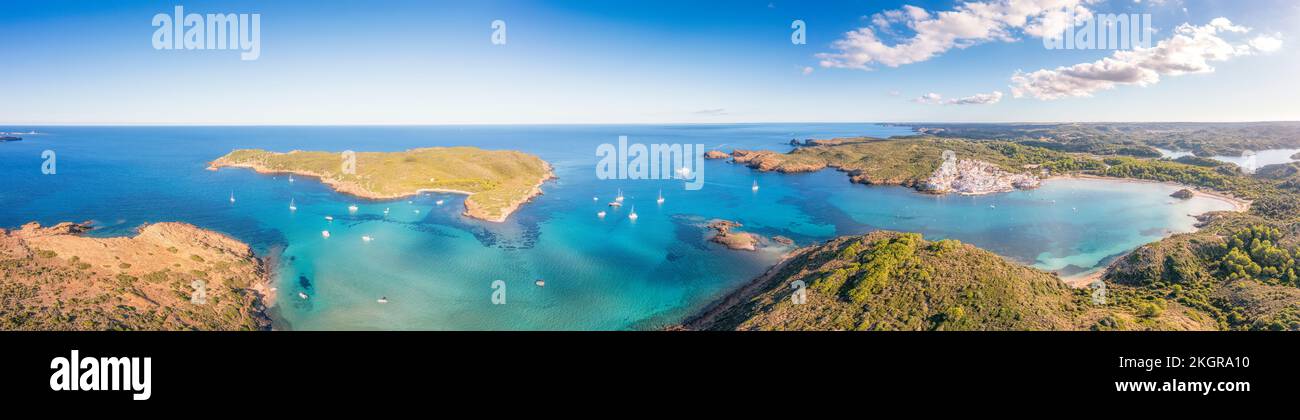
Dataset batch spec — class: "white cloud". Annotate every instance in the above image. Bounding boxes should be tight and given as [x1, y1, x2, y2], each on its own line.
[1011, 18, 1282, 100]
[914, 91, 1004, 105]
[818, 0, 1097, 70]
[1251, 34, 1283, 52]
[949, 90, 1005, 104]
[1209, 17, 1249, 33]
[801, 66, 815, 75]
[914, 92, 945, 104]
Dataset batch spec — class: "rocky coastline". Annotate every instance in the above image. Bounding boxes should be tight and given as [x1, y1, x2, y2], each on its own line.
[0, 222, 273, 330]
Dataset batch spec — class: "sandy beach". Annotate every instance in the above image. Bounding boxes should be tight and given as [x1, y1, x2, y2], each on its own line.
[1050, 174, 1252, 288]
[1046, 173, 1252, 212]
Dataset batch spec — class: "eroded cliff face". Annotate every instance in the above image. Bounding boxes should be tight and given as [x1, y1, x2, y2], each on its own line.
[0, 222, 273, 331]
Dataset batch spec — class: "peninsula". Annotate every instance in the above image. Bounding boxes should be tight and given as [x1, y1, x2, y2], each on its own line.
[209, 147, 555, 222]
[0, 222, 272, 330]
[729, 137, 1045, 195]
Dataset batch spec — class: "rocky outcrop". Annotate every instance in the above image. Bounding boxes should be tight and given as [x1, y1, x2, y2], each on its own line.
[921, 159, 1040, 195]
[731, 149, 827, 173]
[707, 219, 760, 251]
[704, 150, 731, 160]
[1170, 189, 1195, 199]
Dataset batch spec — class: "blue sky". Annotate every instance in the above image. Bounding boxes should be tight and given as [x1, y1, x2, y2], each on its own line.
[0, 0, 1296, 124]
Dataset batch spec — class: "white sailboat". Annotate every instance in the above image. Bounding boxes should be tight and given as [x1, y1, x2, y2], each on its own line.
[229, 191, 236, 203]
[298, 292, 309, 300]
[593, 196, 599, 202]
[348, 204, 358, 212]
[288, 174, 295, 183]
[615, 188, 624, 202]
[435, 199, 444, 206]
[656, 189, 664, 205]
[362, 235, 373, 242]
[289, 198, 297, 211]
[597, 210, 606, 218]
[383, 208, 390, 216]
[751, 180, 759, 192]
[628, 206, 638, 220]
[321, 230, 331, 238]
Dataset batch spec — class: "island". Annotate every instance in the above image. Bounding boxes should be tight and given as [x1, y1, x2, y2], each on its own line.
[209, 147, 555, 222]
[707, 219, 760, 251]
[0, 222, 272, 330]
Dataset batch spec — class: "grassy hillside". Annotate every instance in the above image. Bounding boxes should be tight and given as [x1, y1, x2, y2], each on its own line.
[686, 231, 1216, 331]
[211, 147, 554, 222]
[1104, 214, 1300, 330]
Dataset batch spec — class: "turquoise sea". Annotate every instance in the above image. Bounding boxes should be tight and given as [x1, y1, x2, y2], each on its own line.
[0, 124, 1234, 330]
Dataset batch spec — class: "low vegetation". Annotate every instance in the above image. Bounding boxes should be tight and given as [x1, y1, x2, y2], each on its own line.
[0, 222, 271, 331]
[210, 147, 554, 222]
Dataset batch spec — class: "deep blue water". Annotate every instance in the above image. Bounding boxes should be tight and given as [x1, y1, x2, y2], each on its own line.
[0, 124, 1232, 330]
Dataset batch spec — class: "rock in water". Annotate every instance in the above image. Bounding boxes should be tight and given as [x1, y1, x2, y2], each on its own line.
[706, 219, 760, 251]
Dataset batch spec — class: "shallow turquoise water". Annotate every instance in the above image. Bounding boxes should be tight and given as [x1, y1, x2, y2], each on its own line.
[0, 125, 1232, 329]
